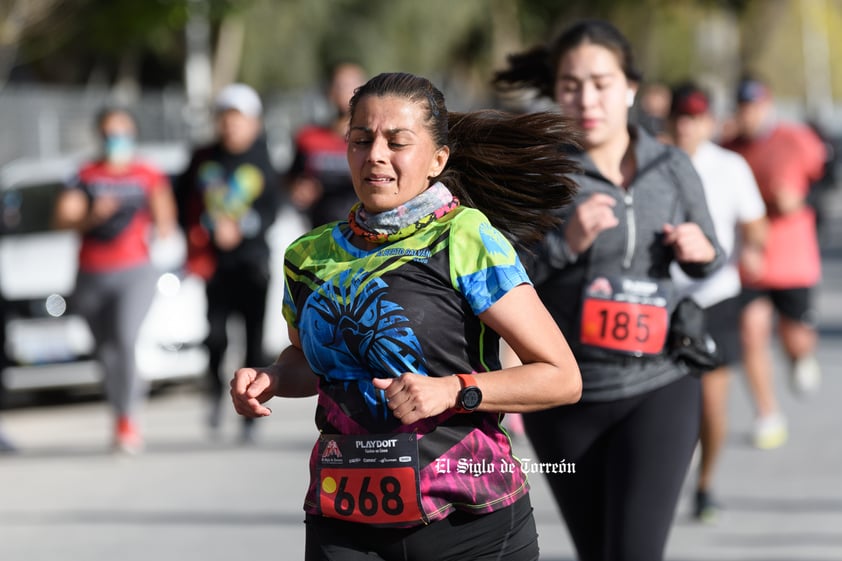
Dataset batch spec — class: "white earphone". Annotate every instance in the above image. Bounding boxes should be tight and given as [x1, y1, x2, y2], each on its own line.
[626, 90, 636, 108]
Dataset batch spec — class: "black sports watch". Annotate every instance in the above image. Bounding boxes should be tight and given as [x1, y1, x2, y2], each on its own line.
[455, 373, 482, 413]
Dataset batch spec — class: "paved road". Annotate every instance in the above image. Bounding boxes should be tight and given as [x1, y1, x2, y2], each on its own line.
[2, 226, 841, 560]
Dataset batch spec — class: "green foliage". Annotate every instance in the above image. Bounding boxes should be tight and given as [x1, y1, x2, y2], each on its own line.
[238, 0, 496, 91]
[12, 0, 247, 83]
[5, 0, 842, 112]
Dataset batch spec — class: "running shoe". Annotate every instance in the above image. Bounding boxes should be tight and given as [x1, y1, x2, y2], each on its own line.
[114, 416, 144, 455]
[789, 355, 821, 396]
[752, 413, 787, 450]
[693, 489, 720, 524]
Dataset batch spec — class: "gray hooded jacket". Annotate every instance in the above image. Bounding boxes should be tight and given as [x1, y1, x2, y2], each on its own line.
[531, 126, 725, 402]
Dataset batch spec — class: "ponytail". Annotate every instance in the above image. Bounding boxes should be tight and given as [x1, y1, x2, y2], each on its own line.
[492, 45, 555, 100]
[439, 109, 580, 247]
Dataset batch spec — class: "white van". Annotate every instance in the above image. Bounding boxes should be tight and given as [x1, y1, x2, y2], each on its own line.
[0, 146, 209, 395]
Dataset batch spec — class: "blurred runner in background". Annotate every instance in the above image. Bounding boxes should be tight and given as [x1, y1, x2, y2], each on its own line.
[176, 83, 281, 443]
[722, 76, 826, 450]
[668, 82, 767, 522]
[53, 107, 178, 454]
[287, 62, 367, 229]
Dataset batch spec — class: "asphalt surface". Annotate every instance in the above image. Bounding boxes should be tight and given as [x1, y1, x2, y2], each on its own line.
[1, 203, 841, 561]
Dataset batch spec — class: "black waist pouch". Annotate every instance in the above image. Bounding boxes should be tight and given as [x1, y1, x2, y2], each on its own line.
[668, 297, 721, 376]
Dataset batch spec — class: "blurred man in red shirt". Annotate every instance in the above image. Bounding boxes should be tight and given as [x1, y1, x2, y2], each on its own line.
[723, 76, 826, 450]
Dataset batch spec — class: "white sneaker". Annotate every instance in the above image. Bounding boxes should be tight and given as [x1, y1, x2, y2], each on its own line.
[790, 355, 821, 396]
[753, 413, 788, 450]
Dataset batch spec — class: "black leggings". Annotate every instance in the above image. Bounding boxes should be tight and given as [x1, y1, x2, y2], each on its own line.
[523, 375, 700, 561]
[304, 495, 539, 561]
[204, 264, 269, 400]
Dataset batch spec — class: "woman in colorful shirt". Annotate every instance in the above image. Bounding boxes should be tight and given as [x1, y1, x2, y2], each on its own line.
[231, 72, 582, 561]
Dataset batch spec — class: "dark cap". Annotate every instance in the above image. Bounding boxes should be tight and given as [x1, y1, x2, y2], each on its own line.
[670, 83, 710, 117]
[736, 78, 770, 104]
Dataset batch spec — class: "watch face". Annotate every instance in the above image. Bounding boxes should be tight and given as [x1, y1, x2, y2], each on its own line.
[461, 387, 482, 410]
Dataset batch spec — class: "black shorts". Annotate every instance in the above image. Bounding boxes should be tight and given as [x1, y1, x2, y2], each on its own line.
[740, 286, 817, 326]
[304, 494, 539, 561]
[704, 296, 742, 367]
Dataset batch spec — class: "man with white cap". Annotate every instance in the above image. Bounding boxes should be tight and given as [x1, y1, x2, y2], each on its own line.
[176, 82, 281, 442]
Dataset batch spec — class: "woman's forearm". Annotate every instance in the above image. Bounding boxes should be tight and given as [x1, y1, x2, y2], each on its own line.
[269, 339, 319, 398]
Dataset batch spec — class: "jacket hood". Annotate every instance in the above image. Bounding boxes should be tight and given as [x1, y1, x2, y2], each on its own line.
[576, 125, 671, 183]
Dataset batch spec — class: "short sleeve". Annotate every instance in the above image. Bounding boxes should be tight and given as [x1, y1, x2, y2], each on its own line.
[64, 172, 83, 191]
[282, 246, 303, 328]
[64, 163, 92, 192]
[731, 153, 766, 223]
[776, 126, 827, 194]
[448, 209, 531, 315]
[144, 164, 169, 193]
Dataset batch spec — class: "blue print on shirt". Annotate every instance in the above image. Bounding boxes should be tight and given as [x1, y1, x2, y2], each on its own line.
[300, 269, 427, 418]
[479, 221, 511, 259]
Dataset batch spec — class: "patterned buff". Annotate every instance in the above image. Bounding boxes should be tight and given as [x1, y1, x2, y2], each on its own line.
[348, 181, 460, 243]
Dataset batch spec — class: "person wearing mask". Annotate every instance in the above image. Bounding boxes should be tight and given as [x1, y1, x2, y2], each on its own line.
[493, 19, 724, 560]
[53, 107, 178, 454]
[667, 82, 768, 522]
[288, 62, 368, 229]
[635, 81, 672, 142]
[176, 83, 281, 442]
[722, 76, 826, 450]
[231, 72, 583, 560]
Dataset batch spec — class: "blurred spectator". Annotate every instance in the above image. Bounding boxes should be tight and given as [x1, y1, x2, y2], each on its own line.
[635, 81, 672, 142]
[287, 62, 367, 228]
[53, 107, 178, 454]
[722, 76, 826, 449]
[175, 83, 281, 443]
[668, 82, 767, 523]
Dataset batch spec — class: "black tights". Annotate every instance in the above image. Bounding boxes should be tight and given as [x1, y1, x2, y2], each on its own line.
[305, 495, 539, 561]
[204, 264, 269, 410]
[523, 375, 701, 561]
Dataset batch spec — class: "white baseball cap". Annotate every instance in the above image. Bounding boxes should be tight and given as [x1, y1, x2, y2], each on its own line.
[214, 83, 262, 117]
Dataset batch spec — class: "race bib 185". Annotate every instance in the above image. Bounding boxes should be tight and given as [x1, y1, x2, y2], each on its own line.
[580, 276, 670, 356]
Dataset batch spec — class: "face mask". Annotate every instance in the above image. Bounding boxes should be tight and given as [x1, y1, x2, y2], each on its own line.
[104, 134, 135, 165]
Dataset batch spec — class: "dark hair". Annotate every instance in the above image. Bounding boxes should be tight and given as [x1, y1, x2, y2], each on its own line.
[94, 106, 138, 137]
[349, 72, 581, 247]
[493, 19, 642, 100]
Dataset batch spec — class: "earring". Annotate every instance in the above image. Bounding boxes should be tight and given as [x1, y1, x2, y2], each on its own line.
[626, 90, 635, 108]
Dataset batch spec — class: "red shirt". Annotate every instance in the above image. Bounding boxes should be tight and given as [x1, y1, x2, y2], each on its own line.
[724, 124, 825, 288]
[290, 125, 357, 226]
[71, 160, 167, 272]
